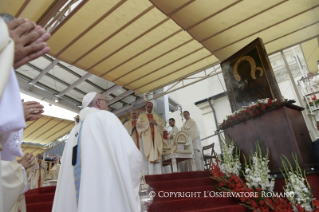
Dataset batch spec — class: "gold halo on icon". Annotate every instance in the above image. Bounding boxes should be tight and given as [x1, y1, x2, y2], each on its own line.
[233, 56, 264, 81]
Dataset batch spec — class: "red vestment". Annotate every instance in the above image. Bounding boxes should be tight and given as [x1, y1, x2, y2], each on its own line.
[38, 160, 41, 188]
[146, 114, 155, 146]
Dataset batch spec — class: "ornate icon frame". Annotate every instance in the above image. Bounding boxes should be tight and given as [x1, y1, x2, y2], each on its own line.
[221, 38, 282, 112]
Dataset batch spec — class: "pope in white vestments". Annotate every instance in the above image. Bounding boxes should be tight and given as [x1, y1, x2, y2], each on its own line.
[136, 102, 164, 175]
[52, 92, 142, 212]
[124, 110, 140, 149]
[181, 111, 204, 171]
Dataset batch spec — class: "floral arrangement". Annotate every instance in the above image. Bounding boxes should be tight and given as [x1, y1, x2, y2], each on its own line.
[218, 98, 296, 130]
[240, 143, 293, 211]
[243, 143, 274, 193]
[210, 140, 318, 212]
[281, 154, 319, 211]
[218, 138, 241, 177]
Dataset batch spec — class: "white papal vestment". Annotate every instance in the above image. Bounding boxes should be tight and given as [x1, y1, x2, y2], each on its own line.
[52, 107, 142, 212]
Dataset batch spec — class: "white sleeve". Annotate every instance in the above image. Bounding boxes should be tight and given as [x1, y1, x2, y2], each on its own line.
[20, 166, 29, 194]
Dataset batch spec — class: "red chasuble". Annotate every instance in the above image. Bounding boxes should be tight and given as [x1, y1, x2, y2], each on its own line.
[146, 114, 155, 145]
[38, 160, 41, 188]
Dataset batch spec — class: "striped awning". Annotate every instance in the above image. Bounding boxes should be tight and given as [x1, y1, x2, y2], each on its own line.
[0, 0, 68, 26]
[1, 0, 318, 94]
[46, 0, 319, 94]
[21, 115, 74, 155]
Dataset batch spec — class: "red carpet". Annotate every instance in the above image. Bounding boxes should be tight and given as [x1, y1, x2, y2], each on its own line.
[25, 171, 319, 212]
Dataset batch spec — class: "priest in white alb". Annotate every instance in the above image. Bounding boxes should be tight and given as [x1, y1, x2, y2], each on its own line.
[52, 92, 142, 212]
[28, 153, 47, 189]
[124, 110, 140, 149]
[47, 158, 60, 180]
[181, 111, 204, 171]
[136, 102, 164, 175]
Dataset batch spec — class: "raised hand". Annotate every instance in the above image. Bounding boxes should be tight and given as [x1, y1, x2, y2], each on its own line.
[6, 18, 51, 69]
[22, 99, 44, 122]
[17, 152, 35, 169]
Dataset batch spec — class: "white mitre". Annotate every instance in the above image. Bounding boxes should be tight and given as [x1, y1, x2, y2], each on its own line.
[82, 92, 97, 108]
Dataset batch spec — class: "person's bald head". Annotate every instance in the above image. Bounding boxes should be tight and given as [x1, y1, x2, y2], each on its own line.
[36, 153, 42, 159]
[130, 110, 138, 120]
[146, 102, 153, 113]
[88, 93, 109, 111]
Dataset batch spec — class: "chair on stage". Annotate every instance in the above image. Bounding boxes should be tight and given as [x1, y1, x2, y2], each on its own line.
[162, 131, 196, 172]
[202, 143, 217, 170]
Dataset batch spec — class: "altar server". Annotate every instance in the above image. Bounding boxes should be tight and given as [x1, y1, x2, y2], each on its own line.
[182, 111, 204, 171]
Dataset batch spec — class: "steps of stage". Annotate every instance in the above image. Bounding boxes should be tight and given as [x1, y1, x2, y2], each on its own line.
[25, 193, 55, 204]
[145, 171, 209, 183]
[146, 171, 241, 212]
[24, 172, 319, 212]
[26, 202, 53, 212]
[25, 186, 56, 195]
[148, 177, 214, 191]
[149, 196, 239, 212]
[184, 205, 246, 212]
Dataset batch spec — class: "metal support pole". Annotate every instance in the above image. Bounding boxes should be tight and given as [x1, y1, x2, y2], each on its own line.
[208, 98, 223, 155]
[280, 51, 318, 140]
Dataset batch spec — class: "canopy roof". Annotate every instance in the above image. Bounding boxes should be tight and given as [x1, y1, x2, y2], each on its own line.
[1, 0, 318, 108]
[21, 115, 74, 155]
[46, 0, 318, 94]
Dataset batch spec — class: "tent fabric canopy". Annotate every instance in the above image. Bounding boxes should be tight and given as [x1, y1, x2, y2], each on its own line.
[46, 0, 318, 94]
[46, 0, 219, 94]
[0, 0, 67, 25]
[301, 38, 319, 74]
[21, 115, 74, 155]
[151, 0, 319, 60]
[1, 0, 318, 96]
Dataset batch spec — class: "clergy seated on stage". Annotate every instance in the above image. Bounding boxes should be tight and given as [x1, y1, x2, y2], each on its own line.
[28, 153, 47, 189]
[136, 102, 164, 175]
[52, 92, 142, 212]
[182, 111, 204, 171]
[47, 158, 60, 180]
[124, 110, 140, 149]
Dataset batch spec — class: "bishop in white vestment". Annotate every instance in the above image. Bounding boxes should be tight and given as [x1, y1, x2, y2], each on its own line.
[181, 111, 204, 171]
[52, 92, 142, 212]
[136, 102, 164, 175]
